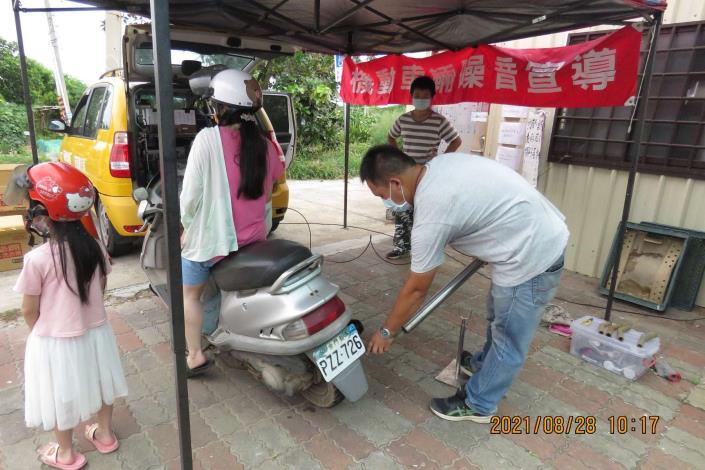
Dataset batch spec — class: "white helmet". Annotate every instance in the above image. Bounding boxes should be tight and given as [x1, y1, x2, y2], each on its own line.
[209, 69, 262, 111]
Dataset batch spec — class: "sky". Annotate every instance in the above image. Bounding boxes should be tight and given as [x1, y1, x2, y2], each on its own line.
[1, 0, 108, 84]
[1, 2, 430, 88]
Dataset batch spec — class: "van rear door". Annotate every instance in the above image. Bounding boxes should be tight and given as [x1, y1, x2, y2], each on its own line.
[263, 92, 296, 169]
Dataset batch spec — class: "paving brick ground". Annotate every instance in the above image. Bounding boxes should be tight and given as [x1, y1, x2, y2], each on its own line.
[2, 248, 705, 469]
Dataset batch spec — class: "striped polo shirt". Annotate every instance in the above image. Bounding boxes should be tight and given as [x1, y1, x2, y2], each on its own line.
[389, 111, 459, 163]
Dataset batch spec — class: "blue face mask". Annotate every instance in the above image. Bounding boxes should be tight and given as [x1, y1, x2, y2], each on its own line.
[412, 98, 431, 111]
[383, 181, 412, 212]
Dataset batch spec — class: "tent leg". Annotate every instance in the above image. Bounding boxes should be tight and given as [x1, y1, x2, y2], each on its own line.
[343, 102, 351, 228]
[12, 2, 39, 165]
[149, 1, 193, 468]
[604, 12, 663, 321]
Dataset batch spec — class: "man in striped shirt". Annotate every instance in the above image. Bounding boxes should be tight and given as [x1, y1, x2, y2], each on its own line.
[386, 76, 462, 259]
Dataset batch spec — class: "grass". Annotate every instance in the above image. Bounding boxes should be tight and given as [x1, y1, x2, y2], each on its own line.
[0, 152, 35, 164]
[288, 105, 406, 180]
[288, 142, 368, 180]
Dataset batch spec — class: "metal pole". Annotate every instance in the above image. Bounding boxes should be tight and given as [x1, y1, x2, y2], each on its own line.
[12, 1, 39, 164]
[403, 259, 485, 332]
[605, 13, 662, 322]
[343, 102, 351, 228]
[343, 32, 353, 229]
[45, 0, 72, 121]
[455, 317, 468, 390]
[148, 1, 193, 468]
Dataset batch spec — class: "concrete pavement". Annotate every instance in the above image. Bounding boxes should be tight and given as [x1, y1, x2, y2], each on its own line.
[2, 179, 705, 469]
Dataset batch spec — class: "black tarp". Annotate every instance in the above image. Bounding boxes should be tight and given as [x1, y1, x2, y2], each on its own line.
[65, 0, 666, 54]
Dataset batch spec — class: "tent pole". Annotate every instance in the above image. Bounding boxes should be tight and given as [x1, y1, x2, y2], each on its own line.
[604, 12, 662, 322]
[12, 1, 39, 165]
[148, 0, 193, 468]
[343, 33, 353, 229]
[344, 102, 350, 228]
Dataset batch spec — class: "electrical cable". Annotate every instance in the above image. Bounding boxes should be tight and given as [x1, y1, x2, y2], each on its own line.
[283, 208, 411, 265]
[283, 209, 705, 322]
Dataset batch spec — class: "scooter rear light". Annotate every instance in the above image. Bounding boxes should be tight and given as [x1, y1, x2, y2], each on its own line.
[281, 296, 346, 340]
[303, 296, 346, 336]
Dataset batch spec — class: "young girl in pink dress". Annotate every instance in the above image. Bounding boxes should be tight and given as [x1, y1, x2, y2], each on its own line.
[9, 162, 128, 470]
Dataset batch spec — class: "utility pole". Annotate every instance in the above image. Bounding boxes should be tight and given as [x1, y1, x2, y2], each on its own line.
[44, 0, 71, 121]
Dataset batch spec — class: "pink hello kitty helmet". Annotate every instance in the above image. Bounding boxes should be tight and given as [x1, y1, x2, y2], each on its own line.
[7, 162, 95, 222]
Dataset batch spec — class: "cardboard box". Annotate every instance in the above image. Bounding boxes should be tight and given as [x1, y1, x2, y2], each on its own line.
[0, 164, 28, 216]
[0, 215, 31, 272]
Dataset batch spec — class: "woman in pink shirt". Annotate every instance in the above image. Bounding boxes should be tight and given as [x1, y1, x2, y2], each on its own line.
[10, 162, 127, 470]
[180, 69, 284, 376]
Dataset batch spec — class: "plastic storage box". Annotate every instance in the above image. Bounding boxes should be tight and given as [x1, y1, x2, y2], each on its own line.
[570, 316, 660, 381]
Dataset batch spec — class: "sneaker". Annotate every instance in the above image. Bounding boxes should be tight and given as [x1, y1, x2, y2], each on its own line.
[459, 351, 477, 376]
[386, 249, 410, 260]
[430, 391, 493, 423]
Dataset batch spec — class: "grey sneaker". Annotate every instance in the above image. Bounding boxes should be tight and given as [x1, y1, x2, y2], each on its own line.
[386, 249, 410, 260]
[430, 390, 493, 423]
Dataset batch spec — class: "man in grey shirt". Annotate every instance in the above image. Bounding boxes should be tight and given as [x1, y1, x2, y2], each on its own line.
[360, 144, 569, 423]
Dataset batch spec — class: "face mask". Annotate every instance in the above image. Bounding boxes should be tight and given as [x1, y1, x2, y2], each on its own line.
[413, 98, 431, 111]
[30, 219, 51, 238]
[383, 181, 412, 212]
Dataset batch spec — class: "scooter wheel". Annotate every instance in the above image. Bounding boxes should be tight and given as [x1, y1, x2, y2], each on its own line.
[301, 382, 344, 408]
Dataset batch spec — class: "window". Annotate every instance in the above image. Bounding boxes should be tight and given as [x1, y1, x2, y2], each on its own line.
[263, 94, 291, 135]
[69, 94, 89, 135]
[99, 88, 113, 129]
[549, 21, 705, 179]
[83, 87, 109, 138]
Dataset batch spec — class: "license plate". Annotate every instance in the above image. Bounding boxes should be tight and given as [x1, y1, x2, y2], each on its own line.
[312, 324, 365, 382]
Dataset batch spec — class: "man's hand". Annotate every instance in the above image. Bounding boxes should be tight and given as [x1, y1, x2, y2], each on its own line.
[368, 330, 394, 355]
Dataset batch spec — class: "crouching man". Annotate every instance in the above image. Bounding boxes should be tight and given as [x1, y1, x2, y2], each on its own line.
[359, 145, 569, 423]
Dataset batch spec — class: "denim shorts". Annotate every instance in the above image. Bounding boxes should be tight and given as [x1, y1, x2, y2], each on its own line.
[181, 257, 215, 286]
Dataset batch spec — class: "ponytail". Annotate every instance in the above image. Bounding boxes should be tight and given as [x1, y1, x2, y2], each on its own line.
[215, 103, 268, 200]
[237, 120, 268, 199]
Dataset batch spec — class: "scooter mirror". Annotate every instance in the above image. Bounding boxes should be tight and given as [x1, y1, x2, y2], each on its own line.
[137, 199, 149, 221]
[133, 187, 149, 202]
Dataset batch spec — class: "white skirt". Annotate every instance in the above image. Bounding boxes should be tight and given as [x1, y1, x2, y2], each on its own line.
[24, 322, 128, 431]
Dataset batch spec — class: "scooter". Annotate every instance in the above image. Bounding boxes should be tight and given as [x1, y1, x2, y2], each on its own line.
[135, 182, 368, 407]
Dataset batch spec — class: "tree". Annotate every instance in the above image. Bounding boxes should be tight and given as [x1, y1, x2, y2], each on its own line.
[0, 38, 86, 107]
[252, 51, 341, 148]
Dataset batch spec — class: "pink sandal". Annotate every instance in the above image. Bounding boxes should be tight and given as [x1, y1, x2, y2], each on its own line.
[84, 423, 120, 454]
[38, 443, 87, 470]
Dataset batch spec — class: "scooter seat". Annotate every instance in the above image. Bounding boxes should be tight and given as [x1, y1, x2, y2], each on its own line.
[212, 239, 314, 291]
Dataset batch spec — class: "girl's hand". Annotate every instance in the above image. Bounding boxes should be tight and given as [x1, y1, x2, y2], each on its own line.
[21, 295, 40, 331]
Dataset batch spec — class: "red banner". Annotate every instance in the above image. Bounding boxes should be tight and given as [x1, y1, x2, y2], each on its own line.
[340, 26, 641, 108]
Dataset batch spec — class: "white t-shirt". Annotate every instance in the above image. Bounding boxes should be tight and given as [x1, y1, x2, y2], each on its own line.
[410, 153, 570, 287]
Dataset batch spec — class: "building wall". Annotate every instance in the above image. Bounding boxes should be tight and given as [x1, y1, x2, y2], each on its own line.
[488, 0, 705, 307]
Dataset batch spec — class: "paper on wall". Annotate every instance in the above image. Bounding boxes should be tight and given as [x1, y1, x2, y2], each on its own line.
[522, 110, 547, 187]
[502, 105, 529, 119]
[496, 145, 522, 171]
[174, 110, 196, 126]
[498, 122, 526, 146]
[471, 112, 488, 122]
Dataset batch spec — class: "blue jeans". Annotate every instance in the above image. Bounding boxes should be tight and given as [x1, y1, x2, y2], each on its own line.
[465, 255, 564, 415]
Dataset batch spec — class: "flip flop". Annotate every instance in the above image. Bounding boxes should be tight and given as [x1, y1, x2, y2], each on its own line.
[549, 324, 572, 337]
[187, 357, 214, 378]
[37, 443, 86, 470]
[84, 423, 119, 454]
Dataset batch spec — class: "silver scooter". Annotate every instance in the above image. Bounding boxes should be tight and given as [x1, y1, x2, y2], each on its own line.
[135, 183, 368, 407]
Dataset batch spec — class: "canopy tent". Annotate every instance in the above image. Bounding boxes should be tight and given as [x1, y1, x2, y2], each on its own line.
[21, 0, 665, 54]
[12, 2, 666, 468]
